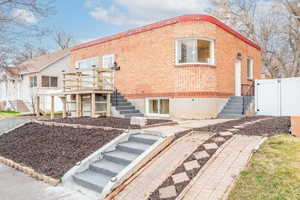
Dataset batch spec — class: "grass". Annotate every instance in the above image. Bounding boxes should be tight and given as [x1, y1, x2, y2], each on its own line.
[228, 135, 300, 200]
[0, 110, 20, 118]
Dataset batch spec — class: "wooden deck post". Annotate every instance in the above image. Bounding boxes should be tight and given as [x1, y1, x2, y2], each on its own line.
[91, 93, 96, 118]
[62, 96, 67, 118]
[50, 95, 55, 119]
[76, 94, 81, 117]
[36, 96, 40, 117]
[106, 93, 111, 117]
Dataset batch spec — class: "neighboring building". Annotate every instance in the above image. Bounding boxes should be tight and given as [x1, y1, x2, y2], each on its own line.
[0, 49, 70, 112]
[70, 14, 261, 119]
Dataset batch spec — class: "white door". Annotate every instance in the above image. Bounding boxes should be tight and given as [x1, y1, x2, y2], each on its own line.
[103, 54, 115, 90]
[235, 60, 242, 96]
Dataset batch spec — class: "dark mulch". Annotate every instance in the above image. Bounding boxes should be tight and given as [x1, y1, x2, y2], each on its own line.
[0, 123, 122, 179]
[45, 117, 173, 129]
[194, 116, 291, 137]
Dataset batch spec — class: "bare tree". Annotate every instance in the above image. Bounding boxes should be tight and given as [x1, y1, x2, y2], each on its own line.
[12, 43, 48, 65]
[0, 0, 55, 66]
[53, 30, 75, 49]
[207, 0, 300, 78]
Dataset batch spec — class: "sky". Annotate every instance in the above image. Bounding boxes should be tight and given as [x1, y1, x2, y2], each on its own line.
[13, 0, 274, 50]
[36, 0, 211, 46]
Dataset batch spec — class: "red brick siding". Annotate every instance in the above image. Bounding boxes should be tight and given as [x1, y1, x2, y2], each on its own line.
[71, 21, 261, 98]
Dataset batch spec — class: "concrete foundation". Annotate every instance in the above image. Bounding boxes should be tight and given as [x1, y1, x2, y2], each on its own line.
[129, 97, 228, 120]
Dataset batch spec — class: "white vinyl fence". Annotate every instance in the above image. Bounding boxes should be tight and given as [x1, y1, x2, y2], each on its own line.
[255, 77, 300, 116]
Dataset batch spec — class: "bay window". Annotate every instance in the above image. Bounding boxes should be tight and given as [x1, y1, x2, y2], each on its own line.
[176, 38, 215, 65]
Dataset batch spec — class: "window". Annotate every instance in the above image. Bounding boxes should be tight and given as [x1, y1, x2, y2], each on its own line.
[76, 57, 98, 69]
[41, 76, 58, 87]
[176, 38, 215, 65]
[103, 54, 115, 69]
[29, 76, 37, 88]
[147, 98, 170, 116]
[247, 58, 254, 80]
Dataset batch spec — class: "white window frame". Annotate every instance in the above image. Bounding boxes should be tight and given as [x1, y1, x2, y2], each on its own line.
[247, 58, 254, 80]
[175, 38, 215, 66]
[75, 57, 99, 69]
[29, 76, 37, 88]
[103, 54, 115, 69]
[145, 97, 170, 117]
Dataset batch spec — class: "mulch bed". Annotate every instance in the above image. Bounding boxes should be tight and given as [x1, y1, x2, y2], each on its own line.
[148, 116, 291, 200]
[45, 117, 173, 129]
[0, 123, 122, 179]
[194, 116, 290, 136]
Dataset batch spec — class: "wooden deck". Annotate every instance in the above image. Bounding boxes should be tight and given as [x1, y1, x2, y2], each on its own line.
[36, 66, 115, 119]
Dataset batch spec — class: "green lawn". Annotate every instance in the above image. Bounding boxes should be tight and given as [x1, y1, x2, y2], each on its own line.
[0, 110, 20, 118]
[228, 135, 300, 200]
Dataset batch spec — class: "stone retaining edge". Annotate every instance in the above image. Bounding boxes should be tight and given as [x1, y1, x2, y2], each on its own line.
[0, 156, 60, 186]
[33, 120, 126, 131]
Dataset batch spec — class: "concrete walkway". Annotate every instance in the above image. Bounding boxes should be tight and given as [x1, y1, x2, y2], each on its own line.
[180, 135, 264, 200]
[0, 163, 89, 200]
[0, 116, 33, 135]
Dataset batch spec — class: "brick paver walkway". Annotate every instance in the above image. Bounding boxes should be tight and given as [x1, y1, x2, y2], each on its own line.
[112, 133, 211, 200]
[180, 135, 264, 200]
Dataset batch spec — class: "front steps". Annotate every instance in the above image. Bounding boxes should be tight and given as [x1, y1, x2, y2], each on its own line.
[219, 96, 253, 118]
[72, 133, 161, 195]
[112, 92, 144, 118]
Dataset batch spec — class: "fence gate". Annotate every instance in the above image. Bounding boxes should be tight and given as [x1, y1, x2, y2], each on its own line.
[255, 77, 300, 116]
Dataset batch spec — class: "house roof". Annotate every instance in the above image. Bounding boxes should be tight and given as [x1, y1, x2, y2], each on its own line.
[72, 14, 261, 51]
[15, 49, 70, 75]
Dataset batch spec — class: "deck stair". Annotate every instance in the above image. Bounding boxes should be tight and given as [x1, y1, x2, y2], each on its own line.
[218, 96, 252, 118]
[72, 132, 161, 196]
[112, 92, 144, 118]
[8, 100, 30, 113]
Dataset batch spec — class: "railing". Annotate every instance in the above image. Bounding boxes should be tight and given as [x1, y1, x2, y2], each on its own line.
[241, 82, 255, 114]
[63, 66, 115, 92]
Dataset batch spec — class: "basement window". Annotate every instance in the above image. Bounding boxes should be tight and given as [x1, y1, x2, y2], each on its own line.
[146, 98, 170, 117]
[42, 76, 58, 88]
[176, 38, 215, 65]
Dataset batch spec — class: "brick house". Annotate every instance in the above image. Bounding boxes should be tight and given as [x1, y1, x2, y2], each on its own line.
[70, 14, 261, 119]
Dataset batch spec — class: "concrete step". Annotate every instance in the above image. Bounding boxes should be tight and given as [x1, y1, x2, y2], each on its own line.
[124, 113, 144, 118]
[90, 159, 126, 177]
[219, 113, 243, 119]
[221, 108, 243, 114]
[73, 171, 111, 193]
[119, 109, 140, 114]
[112, 99, 127, 103]
[112, 102, 132, 107]
[223, 104, 243, 110]
[115, 105, 135, 111]
[130, 134, 160, 145]
[103, 150, 139, 165]
[117, 141, 151, 154]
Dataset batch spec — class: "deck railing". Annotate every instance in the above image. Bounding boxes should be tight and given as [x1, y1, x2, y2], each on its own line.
[63, 66, 115, 92]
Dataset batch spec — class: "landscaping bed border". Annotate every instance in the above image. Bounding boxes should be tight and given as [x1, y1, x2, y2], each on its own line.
[0, 156, 60, 185]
